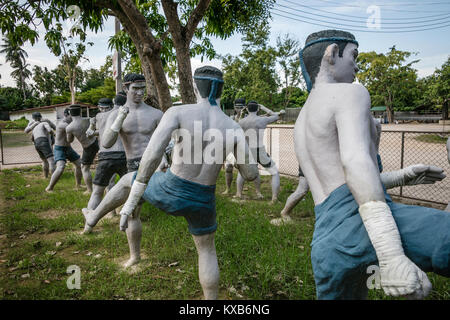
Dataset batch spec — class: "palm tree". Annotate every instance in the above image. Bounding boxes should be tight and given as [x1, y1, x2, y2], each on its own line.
[11, 61, 32, 100]
[0, 36, 30, 99]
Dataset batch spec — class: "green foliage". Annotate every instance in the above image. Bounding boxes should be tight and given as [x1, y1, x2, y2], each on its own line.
[222, 25, 306, 110]
[76, 78, 116, 105]
[357, 47, 420, 121]
[222, 23, 279, 108]
[0, 117, 29, 129]
[420, 56, 450, 110]
[51, 92, 72, 105]
[0, 87, 25, 111]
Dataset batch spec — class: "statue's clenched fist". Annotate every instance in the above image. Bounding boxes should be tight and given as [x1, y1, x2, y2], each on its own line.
[118, 105, 129, 118]
[380, 255, 432, 299]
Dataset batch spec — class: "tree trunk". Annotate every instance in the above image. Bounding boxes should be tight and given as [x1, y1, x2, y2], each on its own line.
[112, 0, 173, 111]
[175, 43, 196, 104]
[145, 50, 173, 111]
[442, 99, 448, 120]
[162, 0, 211, 105]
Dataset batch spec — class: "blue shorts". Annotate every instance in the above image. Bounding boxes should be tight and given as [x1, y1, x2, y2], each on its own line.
[132, 169, 217, 236]
[311, 184, 450, 300]
[311, 154, 449, 299]
[54, 145, 80, 164]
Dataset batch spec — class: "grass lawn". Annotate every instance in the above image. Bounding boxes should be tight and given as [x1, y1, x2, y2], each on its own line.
[413, 134, 448, 144]
[0, 166, 448, 300]
[1, 130, 34, 148]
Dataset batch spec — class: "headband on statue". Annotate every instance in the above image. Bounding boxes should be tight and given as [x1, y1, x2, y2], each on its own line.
[193, 76, 224, 106]
[299, 37, 359, 92]
[123, 80, 146, 85]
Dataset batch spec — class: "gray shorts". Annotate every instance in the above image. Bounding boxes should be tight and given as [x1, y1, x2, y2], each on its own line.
[34, 137, 53, 159]
[127, 157, 142, 172]
[81, 139, 99, 165]
[93, 152, 127, 187]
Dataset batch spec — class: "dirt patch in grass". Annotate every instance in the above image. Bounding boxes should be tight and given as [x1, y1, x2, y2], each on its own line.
[39, 210, 69, 220]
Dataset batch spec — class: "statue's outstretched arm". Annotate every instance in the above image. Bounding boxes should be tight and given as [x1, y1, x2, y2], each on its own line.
[24, 120, 39, 133]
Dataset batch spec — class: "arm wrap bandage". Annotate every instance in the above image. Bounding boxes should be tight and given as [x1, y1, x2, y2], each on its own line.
[121, 180, 147, 216]
[359, 201, 404, 266]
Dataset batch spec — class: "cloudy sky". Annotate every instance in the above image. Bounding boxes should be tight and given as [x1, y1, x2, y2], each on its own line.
[0, 0, 449, 90]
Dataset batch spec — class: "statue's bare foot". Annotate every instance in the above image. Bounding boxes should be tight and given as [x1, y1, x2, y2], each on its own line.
[83, 190, 92, 195]
[270, 215, 293, 226]
[74, 185, 86, 191]
[233, 194, 242, 199]
[256, 193, 264, 200]
[221, 189, 230, 195]
[45, 187, 53, 193]
[123, 256, 140, 268]
[82, 208, 94, 234]
[270, 198, 278, 205]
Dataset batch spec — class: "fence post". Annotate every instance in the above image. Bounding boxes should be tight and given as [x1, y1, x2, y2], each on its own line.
[268, 127, 272, 156]
[399, 132, 405, 197]
[0, 128, 3, 165]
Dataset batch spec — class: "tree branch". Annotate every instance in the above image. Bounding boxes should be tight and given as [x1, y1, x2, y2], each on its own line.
[117, 0, 161, 53]
[161, 0, 183, 44]
[185, 0, 211, 42]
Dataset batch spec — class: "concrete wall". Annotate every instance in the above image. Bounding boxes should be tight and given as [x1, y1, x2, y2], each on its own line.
[10, 109, 57, 123]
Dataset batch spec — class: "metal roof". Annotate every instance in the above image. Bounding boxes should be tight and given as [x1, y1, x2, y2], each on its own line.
[9, 102, 98, 114]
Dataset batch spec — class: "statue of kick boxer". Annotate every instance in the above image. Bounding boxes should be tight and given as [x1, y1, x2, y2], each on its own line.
[222, 98, 246, 195]
[272, 124, 445, 225]
[24, 112, 56, 177]
[45, 108, 82, 192]
[234, 101, 285, 203]
[295, 29, 449, 299]
[82, 66, 258, 299]
[66, 105, 99, 194]
[86, 96, 128, 211]
[82, 73, 163, 264]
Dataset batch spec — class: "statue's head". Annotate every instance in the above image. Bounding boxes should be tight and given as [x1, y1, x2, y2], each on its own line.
[300, 30, 359, 92]
[247, 101, 259, 113]
[234, 98, 245, 112]
[69, 104, 82, 117]
[98, 98, 113, 112]
[123, 73, 146, 104]
[114, 91, 127, 107]
[63, 108, 72, 123]
[193, 66, 224, 106]
[32, 112, 42, 121]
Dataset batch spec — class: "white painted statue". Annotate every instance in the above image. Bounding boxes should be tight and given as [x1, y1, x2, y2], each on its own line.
[234, 101, 285, 203]
[84, 66, 258, 299]
[24, 112, 56, 177]
[82, 73, 163, 268]
[222, 98, 246, 195]
[295, 29, 450, 300]
[86, 96, 128, 212]
[272, 120, 445, 225]
[45, 108, 82, 192]
[65, 105, 99, 194]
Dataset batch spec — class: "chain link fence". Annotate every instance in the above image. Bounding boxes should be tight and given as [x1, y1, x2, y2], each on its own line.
[0, 128, 83, 166]
[264, 126, 450, 206]
[1, 126, 449, 205]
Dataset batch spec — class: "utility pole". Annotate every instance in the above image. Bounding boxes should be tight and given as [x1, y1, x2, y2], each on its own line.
[114, 17, 122, 93]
